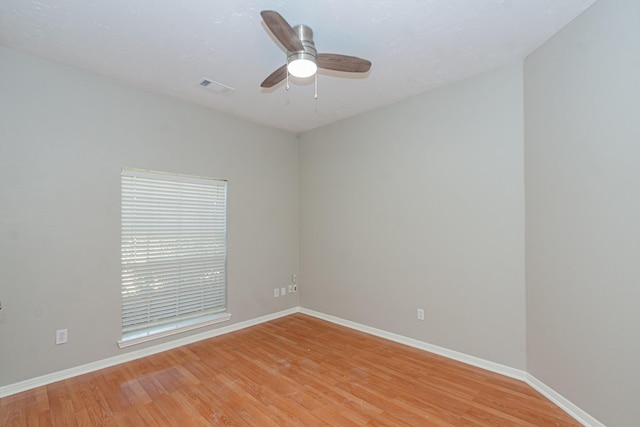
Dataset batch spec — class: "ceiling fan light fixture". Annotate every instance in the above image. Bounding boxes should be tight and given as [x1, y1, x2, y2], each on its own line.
[287, 52, 317, 78]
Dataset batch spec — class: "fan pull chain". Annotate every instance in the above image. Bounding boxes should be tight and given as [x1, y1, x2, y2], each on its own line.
[285, 54, 290, 91]
[314, 74, 319, 113]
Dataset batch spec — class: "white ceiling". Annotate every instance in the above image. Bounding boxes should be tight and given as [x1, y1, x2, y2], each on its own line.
[0, 0, 597, 133]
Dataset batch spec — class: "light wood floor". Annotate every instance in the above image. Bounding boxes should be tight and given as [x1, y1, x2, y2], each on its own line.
[1, 314, 581, 426]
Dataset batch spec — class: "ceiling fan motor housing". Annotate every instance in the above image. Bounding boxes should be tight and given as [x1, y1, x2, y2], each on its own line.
[287, 24, 317, 66]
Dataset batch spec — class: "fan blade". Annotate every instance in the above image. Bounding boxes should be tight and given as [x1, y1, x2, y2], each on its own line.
[317, 54, 372, 73]
[261, 65, 288, 88]
[261, 10, 303, 52]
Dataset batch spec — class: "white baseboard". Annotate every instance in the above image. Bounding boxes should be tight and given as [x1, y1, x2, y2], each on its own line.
[526, 373, 604, 427]
[0, 307, 298, 398]
[298, 308, 528, 381]
[0, 306, 602, 427]
[299, 308, 601, 427]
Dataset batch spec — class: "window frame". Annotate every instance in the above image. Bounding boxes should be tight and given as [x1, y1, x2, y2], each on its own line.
[118, 168, 230, 348]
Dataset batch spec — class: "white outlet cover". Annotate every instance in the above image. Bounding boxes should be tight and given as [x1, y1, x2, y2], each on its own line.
[55, 329, 68, 345]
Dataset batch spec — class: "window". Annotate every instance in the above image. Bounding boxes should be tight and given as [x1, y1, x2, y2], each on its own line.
[119, 168, 229, 347]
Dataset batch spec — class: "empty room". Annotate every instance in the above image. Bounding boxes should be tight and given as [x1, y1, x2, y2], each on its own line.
[0, 0, 637, 425]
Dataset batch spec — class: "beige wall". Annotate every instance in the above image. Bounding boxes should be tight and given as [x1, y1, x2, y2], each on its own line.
[299, 63, 527, 369]
[0, 47, 299, 387]
[525, 0, 640, 425]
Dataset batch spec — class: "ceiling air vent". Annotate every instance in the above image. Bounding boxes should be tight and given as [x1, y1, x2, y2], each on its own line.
[198, 79, 235, 95]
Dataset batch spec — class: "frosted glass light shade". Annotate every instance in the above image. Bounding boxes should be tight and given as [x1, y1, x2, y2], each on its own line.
[287, 47, 318, 79]
[288, 58, 317, 78]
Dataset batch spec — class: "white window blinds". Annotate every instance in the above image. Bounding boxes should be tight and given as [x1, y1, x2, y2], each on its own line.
[121, 168, 227, 334]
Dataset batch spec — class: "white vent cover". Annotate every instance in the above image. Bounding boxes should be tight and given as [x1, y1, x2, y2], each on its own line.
[198, 79, 235, 95]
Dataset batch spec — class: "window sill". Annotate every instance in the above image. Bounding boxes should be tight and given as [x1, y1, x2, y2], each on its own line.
[117, 312, 232, 348]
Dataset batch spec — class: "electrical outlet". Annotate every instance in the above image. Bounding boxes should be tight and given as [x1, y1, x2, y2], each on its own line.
[55, 329, 68, 345]
[417, 309, 425, 321]
[288, 285, 293, 293]
[292, 273, 297, 283]
[274, 288, 280, 298]
[281, 287, 286, 296]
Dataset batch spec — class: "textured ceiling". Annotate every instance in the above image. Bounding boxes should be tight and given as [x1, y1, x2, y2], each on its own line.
[0, 0, 598, 133]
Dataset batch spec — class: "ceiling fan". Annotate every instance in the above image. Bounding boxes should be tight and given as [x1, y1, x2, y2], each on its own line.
[260, 10, 372, 89]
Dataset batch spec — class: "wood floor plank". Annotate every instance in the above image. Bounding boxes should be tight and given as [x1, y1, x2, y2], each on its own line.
[0, 314, 582, 426]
